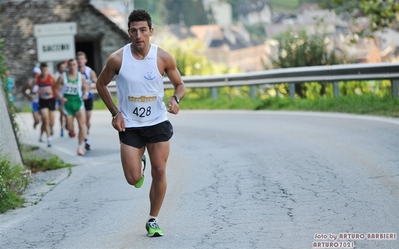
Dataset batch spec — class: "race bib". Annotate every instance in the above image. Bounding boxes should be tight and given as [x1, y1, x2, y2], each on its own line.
[39, 86, 53, 99]
[64, 83, 79, 95]
[126, 93, 158, 123]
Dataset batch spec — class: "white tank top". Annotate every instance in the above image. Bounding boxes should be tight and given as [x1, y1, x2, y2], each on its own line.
[61, 72, 83, 97]
[81, 66, 94, 97]
[116, 43, 167, 127]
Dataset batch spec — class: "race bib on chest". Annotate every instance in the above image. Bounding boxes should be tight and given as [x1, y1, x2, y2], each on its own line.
[64, 83, 79, 95]
[126, 93, 158, 123]
[39, 86, 53, 99]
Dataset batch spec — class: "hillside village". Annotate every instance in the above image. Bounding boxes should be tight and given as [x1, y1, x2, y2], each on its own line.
[92, 0, 399, 72]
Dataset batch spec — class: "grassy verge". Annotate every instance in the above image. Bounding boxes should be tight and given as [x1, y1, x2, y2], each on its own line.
[0, 145, 72, 213]
[0, 154, 30, 213]
[175, 94, 398, 117]
[21, 145, 73, 173]
[255, 95, 399, 117]
[14, 86, 390, 118]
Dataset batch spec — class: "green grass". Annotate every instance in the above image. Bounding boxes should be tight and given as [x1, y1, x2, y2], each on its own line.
[0, 145, 73, 213]
[21, 145, 73, 173]
[174, 94, 399, 117]
[19, 86, 398, 117]
[0, 154, 30, 213]
[91, 92, 399, 117]
[255, 95, 399, 117]
[268, 0, 300, 12]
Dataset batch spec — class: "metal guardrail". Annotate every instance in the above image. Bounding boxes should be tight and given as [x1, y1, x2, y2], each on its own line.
[106, 63, 399, 99]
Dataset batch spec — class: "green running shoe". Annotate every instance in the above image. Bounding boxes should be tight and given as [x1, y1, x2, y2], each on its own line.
[134, 155, 146, 188]
[146, 218, 163, 237]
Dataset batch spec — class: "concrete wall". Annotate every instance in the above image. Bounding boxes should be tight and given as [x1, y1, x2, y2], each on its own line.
[0, 85, 23, 166]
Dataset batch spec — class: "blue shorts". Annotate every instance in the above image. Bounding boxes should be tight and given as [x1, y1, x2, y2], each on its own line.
[56, 98, 62, 108]
[31, 102, 40, 112]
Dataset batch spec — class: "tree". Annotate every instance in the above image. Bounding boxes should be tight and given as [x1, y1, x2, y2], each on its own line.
[156, 0, 209, 26]
[319, 0, 399, 36]
[161, 38, 239, 76]
[269, 28, 344, 98]
[160, 37, 240, 99]
[134, 0, 157, 14]
[226, 0, 263, 20]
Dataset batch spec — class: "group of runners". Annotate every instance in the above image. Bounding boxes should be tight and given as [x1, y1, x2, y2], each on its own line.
[22, 52, 97, 156]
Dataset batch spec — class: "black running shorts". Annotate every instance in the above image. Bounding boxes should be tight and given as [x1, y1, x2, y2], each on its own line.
[119, 120, 174, 148]
[39, 98, 56, 111]
[84, 97, 93, 111]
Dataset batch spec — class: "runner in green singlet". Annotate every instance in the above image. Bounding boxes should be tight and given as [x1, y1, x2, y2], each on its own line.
[55, 59, 89, 156]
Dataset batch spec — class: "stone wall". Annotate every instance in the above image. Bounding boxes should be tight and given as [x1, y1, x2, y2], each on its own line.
[0, 86, 23, 166]
[73, 3, 130, 71]
[0, 0, 129, 92]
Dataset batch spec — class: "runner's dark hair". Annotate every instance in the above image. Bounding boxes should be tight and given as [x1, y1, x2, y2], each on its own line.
[128, 9, 152, 29]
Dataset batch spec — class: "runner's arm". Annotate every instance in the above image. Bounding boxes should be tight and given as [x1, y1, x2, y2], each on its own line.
[82, 77, 89, 100]
[21, 79, 33, 101]
[90, 70, 98, 90]
[96, 67, 115, 113]
[96, 49, 124, 131]
[160, 49, 185, 114]
[54, 75, 65, 103]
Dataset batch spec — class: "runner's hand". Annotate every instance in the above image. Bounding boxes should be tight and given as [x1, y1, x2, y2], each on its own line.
[167, 98, 179, 114]
[112, 113, 125, 132]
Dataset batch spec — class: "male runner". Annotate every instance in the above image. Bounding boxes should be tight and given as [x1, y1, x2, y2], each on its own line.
[96, 9, 185, 237]
[55, 61, 68, 137]
[34, 63, 57, 147]
[55, 59, 89, 155]
[77, 51, 97, 150]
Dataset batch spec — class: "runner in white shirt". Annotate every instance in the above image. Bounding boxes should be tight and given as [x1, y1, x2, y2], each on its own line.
[96, 9, 185, 237]
[55, 61, 68, 137]
[77, 51, 98, 150]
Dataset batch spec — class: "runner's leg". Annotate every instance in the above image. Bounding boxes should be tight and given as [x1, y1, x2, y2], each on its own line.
[65, 115, 74, 134]
[86, 110, 91, 132]
[59, 103, 65, 136]
[146, 141, 169, 217]
[33, 110, 40, 129]
[120, 143, 145, 185]
[49, 110, 55, 135]
[40, 108, 51, 139]
[75, 109, 87, 147]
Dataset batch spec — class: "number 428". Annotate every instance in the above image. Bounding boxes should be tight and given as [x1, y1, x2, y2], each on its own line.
[133, 106, 151, 117]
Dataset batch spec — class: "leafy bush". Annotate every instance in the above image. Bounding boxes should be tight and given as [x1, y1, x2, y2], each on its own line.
[0, 154, 30, 213]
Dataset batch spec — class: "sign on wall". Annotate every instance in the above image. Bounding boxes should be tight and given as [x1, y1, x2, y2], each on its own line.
[34, 22, 77, 62]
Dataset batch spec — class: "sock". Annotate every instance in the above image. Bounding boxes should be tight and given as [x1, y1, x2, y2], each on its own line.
[148, 215, 158, 222]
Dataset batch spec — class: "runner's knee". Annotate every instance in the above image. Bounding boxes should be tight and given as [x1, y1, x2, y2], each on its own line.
[151, 165, 166, 179]
[125, 173, 141, 186]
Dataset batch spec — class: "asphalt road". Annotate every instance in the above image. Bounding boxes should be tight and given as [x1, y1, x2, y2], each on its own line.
[1, 110, 398, 249]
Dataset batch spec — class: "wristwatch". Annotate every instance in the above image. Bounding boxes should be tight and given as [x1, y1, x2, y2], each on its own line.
[173, 95, 180, 104]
